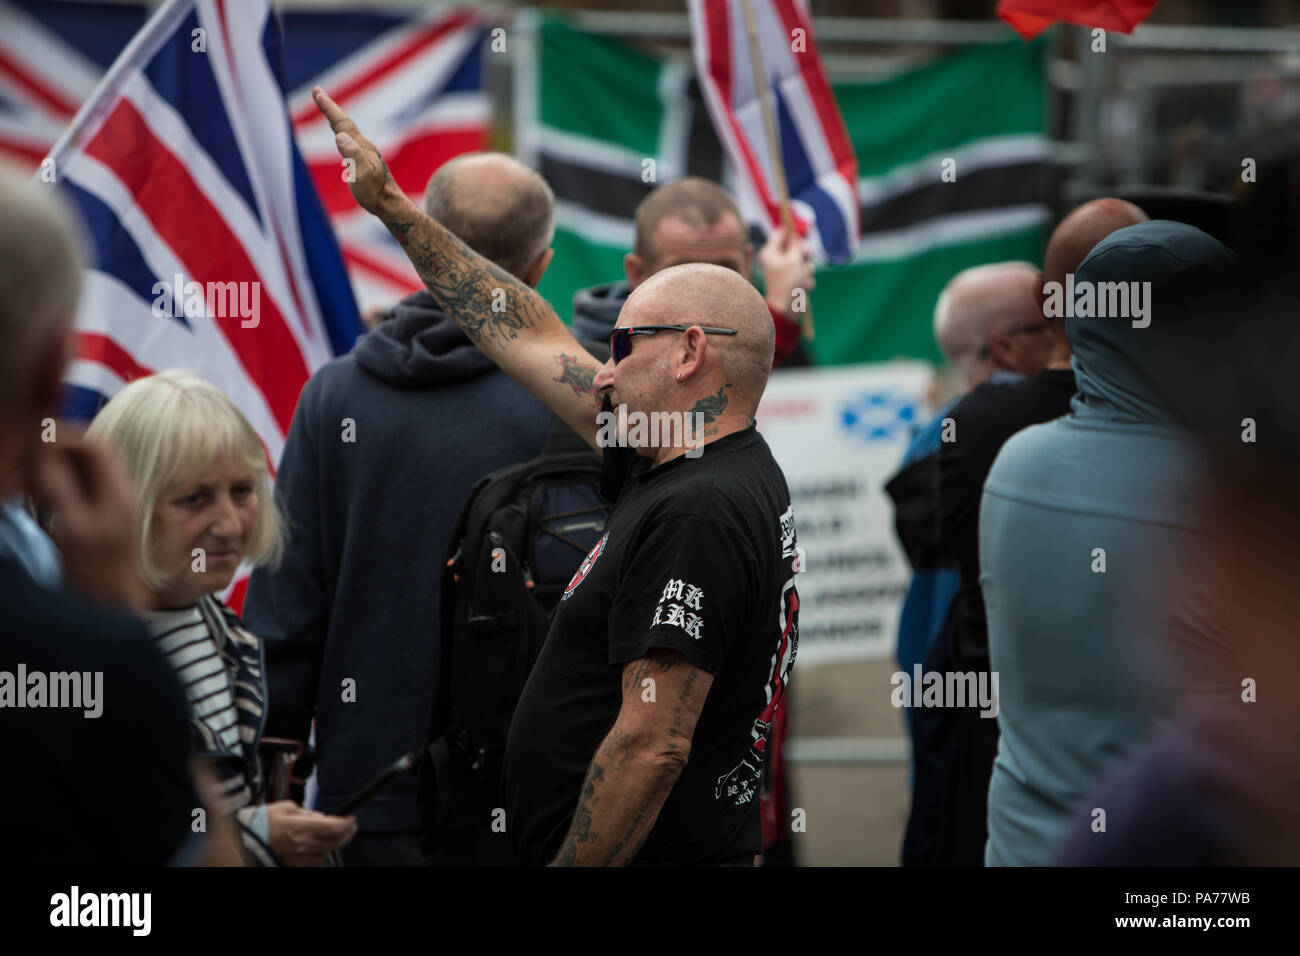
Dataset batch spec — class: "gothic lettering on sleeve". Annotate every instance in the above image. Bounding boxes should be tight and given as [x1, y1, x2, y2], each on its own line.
[650, 577, 704, 640]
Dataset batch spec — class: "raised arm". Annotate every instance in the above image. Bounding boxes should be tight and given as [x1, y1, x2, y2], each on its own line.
[314, 86, 605, 448]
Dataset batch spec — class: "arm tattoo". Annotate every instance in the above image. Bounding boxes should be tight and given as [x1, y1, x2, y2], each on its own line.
[379, 212, 552, 353]
[600, 754, 680, 865]
[554, 731, 628, 865]
[621, 648, 682, 696]
[551, 651, 703, 865]
[553, 353, 600, 397]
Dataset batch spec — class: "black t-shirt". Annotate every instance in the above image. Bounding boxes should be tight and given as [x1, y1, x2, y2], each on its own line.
[502, 425, 801, 865]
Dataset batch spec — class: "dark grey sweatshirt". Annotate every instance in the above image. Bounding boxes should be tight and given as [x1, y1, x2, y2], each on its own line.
[243, 291, 552, 831]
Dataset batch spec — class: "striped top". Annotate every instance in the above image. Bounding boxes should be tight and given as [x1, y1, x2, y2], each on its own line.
[146, 595, 276, 866]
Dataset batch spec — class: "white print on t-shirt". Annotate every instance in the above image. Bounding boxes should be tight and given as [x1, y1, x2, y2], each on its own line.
[715, 508, 801, 807]
[779, 505, 797, 558]
[651, 577, 704, 640]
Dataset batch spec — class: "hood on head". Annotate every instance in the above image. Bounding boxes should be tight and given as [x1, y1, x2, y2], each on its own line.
[353, 290, 495, 387]
[571, 280, 631, 345]
[1068, 220, 1237, 424]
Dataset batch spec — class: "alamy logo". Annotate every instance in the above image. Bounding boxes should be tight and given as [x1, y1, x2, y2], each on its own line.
[152, 273, 261, 328]
[890, 665, 999, 718]
[0, 664, 102, 718]
[1042, 273, 1152, 328]
[596, 406, 706, 459]
[50, 886, 151, 936]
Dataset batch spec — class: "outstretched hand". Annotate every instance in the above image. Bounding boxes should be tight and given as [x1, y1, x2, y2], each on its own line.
[313, 86, 400, 215]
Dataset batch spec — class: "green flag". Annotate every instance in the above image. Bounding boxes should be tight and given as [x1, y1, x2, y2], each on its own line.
[515, 13, 1049, 365]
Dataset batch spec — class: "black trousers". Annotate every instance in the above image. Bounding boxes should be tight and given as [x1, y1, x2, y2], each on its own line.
[901, 622, 998, 867]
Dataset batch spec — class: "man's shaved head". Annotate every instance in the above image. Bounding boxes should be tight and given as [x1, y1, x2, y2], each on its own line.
[424, 152, 554, 280]
[596, 261, 775, 438]
[632, 262, 774, 400]
[1044, 198, 1149, 288]
[933, 262, 1044, 388]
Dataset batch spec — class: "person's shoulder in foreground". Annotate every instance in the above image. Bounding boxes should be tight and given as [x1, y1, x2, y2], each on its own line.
[0, 557, 200, 866]
[1056, 702, 1297, 866]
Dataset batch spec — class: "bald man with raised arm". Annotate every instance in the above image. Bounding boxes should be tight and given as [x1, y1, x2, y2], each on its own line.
[316, 88, 800, 866]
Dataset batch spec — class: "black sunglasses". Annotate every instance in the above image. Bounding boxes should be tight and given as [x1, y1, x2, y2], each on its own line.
[608, 324, 738, 364]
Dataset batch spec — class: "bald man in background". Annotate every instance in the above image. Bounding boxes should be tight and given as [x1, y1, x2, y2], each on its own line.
[903, 199, 1149, 866]
[889, 262, 1061, 777]
[316, 87, 800, 866]
[244, 151, 561, 866]
[931, 262, 1056, 390]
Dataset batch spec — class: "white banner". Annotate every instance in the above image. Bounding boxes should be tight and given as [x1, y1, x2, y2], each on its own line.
[756, 361, 935, 664]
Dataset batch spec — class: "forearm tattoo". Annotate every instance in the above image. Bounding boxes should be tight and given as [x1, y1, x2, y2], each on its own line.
[553, 352, 600, 397]
[381, 212, 553, 353]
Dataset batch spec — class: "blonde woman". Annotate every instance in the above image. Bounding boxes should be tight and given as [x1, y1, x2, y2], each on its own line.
[88, 370, 356, 866]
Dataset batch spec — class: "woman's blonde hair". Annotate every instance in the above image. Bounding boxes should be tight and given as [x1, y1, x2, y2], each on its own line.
[86, 369, 284, 591]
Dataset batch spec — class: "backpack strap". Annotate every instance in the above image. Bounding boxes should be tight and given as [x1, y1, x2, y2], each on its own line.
[421, 736, 453, 837]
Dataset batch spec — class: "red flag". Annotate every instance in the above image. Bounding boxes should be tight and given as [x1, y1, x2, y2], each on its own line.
[996, 0, 1158, 40]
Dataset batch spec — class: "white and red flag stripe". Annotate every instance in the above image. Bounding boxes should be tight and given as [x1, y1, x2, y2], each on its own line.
[43, 0, 363, 613]
[288, 7, 491, 311]
[688, 0, 859, 263]
[45, 0, 361, 451]
[3, 1, 490, 319]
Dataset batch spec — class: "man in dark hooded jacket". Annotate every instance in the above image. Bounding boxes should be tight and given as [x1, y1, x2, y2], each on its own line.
[243, 153, 558, 866]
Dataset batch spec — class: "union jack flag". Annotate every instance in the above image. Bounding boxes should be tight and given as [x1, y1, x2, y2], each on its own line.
[688, 0, 859, 264]
[2, 0, 490, 313]
[42, 0, 361, 467]
[283, 6, 490, 309]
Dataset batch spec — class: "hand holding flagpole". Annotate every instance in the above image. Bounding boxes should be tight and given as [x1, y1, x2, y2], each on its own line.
[739, 0, 813, 339]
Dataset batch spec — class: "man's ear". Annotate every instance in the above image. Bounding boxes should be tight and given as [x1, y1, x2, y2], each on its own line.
[986, 331, 1017, 374]
[624, 252, 650, 291]
[523, 247, 554, 289]
[677, 326, 708, 382]
[1036, 269, 1049, 317]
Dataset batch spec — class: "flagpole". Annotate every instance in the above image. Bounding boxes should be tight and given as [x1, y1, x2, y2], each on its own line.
[740, 0, 814, 339]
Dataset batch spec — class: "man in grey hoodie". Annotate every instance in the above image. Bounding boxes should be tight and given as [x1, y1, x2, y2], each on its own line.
[243, 152, 558, 866]
[980, 220, 1238, 866]
[571, 177, 813, 368]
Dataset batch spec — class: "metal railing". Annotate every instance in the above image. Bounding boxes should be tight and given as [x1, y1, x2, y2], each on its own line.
[785, 736, 910, 765]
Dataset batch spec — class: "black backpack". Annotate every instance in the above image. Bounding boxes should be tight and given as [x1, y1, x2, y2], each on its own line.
[418, 418, 609, 845]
